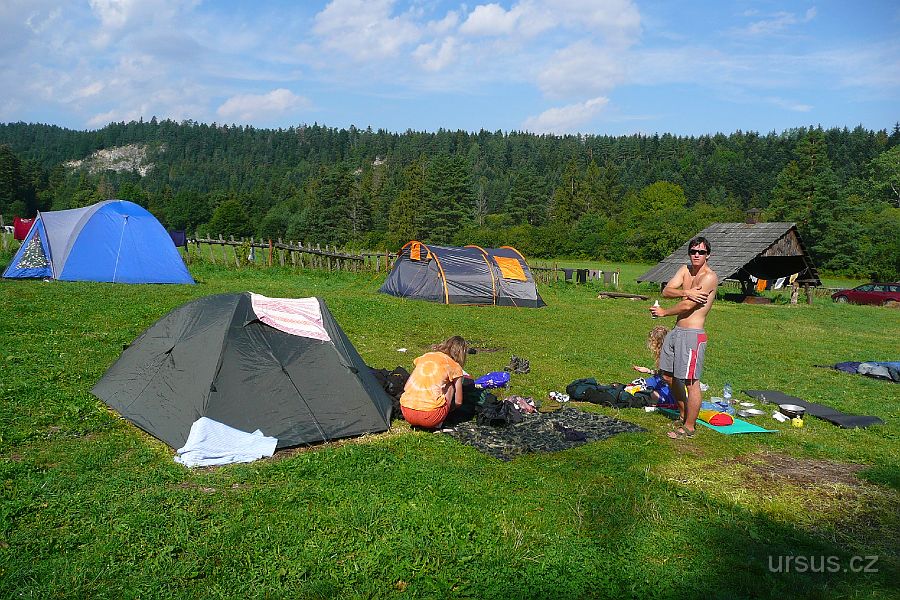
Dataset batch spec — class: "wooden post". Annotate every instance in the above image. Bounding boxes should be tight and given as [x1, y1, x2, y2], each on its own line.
[804, 284, 812, 305]
[790, 282, 799, 305]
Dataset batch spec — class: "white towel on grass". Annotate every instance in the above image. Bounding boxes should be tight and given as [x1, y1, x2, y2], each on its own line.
[174, 417, 278, 467]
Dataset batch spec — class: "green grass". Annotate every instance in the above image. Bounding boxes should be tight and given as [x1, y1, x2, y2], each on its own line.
[1, 259, 898, 599]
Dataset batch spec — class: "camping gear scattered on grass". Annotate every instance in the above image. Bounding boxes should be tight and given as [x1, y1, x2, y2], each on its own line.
[596, 292, 648, 300]
[3, 200, 194, 283]
[743, 390, 884, 429]
[504, 355, 531, 374]
[548, 391, 569, 402]
[777, 404, 806, 419]
[816, 361, 900, 383]
[439, 407, 645, 461]
[658, 408, 776, 434]
[697, 409, 734, 426]
[93, 293, 393, 452]
[565, 378, 655, 408]
[474, 371, 511, 389]
[737, 408, 766, 418]
[379, 241, 545, 307]
[13, 216, 33, 241]
[173, 417, 278, 467]
[369, 366, 411, 420]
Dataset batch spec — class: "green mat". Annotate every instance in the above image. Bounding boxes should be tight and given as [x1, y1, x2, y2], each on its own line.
[658, 409, 777, 434]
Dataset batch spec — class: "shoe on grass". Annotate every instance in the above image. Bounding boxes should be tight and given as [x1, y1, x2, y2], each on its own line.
[666, 426, 695, 440]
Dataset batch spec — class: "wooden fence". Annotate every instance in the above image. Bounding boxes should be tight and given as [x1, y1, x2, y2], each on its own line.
[192, 236, 396, 273]
[530, 264, 620, 287]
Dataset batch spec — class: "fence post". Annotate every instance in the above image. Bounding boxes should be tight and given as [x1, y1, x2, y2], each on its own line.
[804, 284, 813, 305]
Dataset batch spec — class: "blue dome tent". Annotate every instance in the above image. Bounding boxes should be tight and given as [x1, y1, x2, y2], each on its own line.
[3, 200, 194, 284]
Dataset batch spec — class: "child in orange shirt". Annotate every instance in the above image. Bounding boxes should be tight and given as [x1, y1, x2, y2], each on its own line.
[400, 336, 468, 429]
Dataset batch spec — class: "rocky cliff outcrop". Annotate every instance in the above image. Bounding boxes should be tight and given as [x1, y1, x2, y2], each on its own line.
[65, 143, 158, 176]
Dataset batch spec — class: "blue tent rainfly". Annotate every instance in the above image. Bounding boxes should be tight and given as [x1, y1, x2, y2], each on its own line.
[3, 200, 194, 284]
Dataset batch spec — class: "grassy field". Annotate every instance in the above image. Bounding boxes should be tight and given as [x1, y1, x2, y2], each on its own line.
[1, 257, 898, 599]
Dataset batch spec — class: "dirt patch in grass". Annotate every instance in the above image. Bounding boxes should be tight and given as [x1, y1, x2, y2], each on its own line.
[464, 339, 506, 354]
[732, 451, 865, 488]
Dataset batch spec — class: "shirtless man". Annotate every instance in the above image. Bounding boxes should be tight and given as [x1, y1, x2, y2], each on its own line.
[649, 237, 718, 439]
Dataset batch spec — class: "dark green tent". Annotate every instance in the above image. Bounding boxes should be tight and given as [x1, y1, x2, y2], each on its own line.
[92, 293, 392, 449]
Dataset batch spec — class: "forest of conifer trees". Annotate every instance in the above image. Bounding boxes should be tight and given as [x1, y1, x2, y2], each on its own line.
[0, 119, 898, 279]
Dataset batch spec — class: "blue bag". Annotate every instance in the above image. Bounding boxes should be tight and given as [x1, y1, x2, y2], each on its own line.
[474, 371, 511, 389]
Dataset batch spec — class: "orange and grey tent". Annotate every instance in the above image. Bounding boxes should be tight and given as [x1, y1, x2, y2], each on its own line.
[379, 241, 545, 307]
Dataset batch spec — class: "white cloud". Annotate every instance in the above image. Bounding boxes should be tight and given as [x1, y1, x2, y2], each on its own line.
[459, 3, 521, 36]
[88, 0, 198, 47]
[216, 89, 311, 123]
[412, 37, 458, 72]
[25, 7, 61, 33]
[522, 96, 609, 133]
[426, 11, 459, 35]
[458, 1, 640, 43]
[313, 0, 421, 61]
[537, 41, 627, 98]
[73, 81, 105, 99]
[738, 7, 817, 37]
[87, 107, 138, 127]
[765, 97, 813, 112]
[89, 0, 133, 29]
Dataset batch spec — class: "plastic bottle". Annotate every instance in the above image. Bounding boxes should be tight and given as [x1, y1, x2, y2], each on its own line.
[651, 300, 660, 319]
[723, 382, 733, 404]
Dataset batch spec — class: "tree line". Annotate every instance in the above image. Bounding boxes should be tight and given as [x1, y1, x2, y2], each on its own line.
[0, 119, 898, 280]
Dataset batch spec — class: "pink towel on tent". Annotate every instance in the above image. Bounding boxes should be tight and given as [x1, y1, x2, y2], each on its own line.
[250, 294, 331, 341]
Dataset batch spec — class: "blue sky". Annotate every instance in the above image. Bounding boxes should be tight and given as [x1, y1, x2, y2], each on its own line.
[1, 1, 898, 136]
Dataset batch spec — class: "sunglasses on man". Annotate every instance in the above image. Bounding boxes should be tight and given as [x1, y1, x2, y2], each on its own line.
[688, 249, 708, 255]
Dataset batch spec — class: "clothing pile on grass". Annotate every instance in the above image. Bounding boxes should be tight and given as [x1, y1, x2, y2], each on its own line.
[441, 407, 645, 461]
[370, 359, 645, 461]
[565, 376, 677, 409]
[820, 361, 900, 383]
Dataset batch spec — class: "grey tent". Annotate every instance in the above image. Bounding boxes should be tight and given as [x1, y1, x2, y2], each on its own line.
[379, 241, 545, 307]
[92, 293, 392, 450]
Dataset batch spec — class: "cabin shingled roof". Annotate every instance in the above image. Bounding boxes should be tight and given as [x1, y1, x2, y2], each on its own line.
[636, 222, 821, 285]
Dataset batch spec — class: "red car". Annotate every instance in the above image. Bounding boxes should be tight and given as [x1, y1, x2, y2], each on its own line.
[832, 282, 900, 306]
